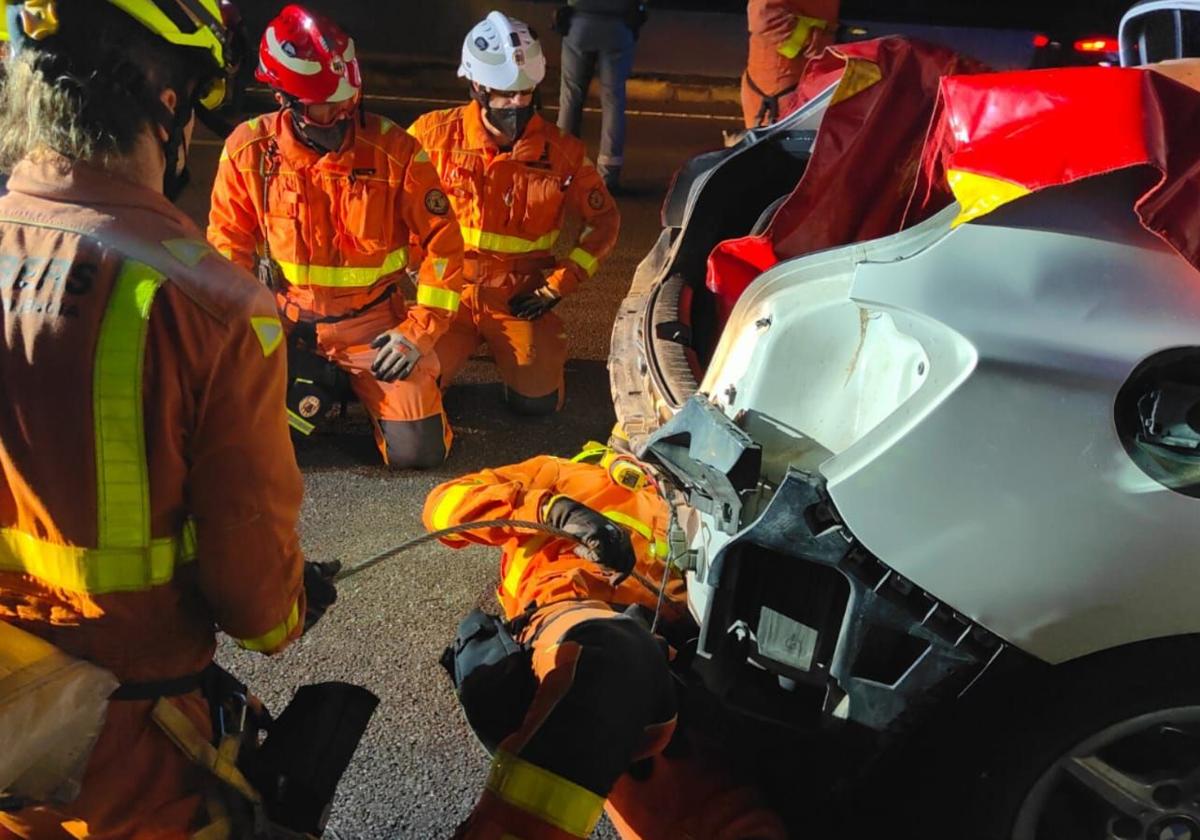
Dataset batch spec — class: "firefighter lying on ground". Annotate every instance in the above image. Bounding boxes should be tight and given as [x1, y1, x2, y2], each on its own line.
[425, 443, 788, 839]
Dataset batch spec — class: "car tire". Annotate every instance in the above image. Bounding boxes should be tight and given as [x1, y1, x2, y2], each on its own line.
[890, 637, 1200, 840]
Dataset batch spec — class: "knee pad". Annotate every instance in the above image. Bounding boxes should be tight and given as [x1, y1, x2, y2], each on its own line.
[379, 416, 447, 470]
[503, 388, 559, 416]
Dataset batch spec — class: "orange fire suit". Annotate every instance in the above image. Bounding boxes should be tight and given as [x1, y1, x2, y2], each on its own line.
[408, 104, 620, 413]
[743, 0, 841, 127]
[0, 158, 305, 839]
[208, 110, 466, 468]
[424, 448, 786, 840]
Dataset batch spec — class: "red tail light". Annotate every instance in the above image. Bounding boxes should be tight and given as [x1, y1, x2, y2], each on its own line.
[1074, 36, 1119, 53]
[1033, 33, 1051, 48]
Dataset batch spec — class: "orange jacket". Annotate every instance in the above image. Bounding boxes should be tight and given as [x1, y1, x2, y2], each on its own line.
[423, 448, 686, 622]
[747, 0, 841, 94]
[207, 111, 465, 354]
[0, 158, 305, 683]
[408, 103, 620, 297]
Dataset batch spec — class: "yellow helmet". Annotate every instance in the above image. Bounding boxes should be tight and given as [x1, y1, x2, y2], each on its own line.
[2, 0, 238, 110]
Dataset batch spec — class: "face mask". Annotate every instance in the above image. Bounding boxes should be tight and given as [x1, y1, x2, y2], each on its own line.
[290, 111, 351, 154]
[485, 104, 535, 146]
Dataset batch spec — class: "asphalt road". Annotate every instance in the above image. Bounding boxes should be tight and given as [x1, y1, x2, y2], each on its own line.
[179, 96, 736, 838]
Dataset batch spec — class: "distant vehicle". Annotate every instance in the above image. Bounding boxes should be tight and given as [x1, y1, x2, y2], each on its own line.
[838, 0, 1125, 68]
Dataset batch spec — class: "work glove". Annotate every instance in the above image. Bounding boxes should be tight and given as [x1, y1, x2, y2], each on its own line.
[370, 330, 421, 382]
[508, 285, 562, 320]
[303, 560, 341, 633]
[543, 496, 636, 581]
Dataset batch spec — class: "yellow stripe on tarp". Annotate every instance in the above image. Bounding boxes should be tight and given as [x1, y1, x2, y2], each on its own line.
[0, 527, 191, 594]
[486, 750, 604, 838]
[567, 248, 599, 277]
[777, 15, 828, 59]
[831, 57, 883, 106]
[416, 284, 462, 313]
[461, 227, 560, 255]
[236, 599, 300, 653]
[947, 169, 1033, 228]
[276, 247, 409, 287]
[94, 260, 165, 551]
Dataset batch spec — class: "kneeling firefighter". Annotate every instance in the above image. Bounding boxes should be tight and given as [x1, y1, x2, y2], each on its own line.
[208, 5, 466, 469]
[0, 2, 374, 837]
[426, 443, 787, 839]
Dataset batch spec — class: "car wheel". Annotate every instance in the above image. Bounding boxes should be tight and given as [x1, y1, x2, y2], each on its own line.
[964, 639, 1200, 840]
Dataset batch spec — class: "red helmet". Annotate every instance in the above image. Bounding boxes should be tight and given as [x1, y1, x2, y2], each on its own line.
[255, 4, 361, 106]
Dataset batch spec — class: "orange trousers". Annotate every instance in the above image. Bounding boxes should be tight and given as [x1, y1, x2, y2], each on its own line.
[0, 694, 212, 840]
[304, 292, 451, 465]
[433, 266, 569, 408]
[456, 601, 786, 839]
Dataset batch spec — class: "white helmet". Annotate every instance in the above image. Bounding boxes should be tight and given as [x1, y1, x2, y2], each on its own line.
[458, 10, 546, 91]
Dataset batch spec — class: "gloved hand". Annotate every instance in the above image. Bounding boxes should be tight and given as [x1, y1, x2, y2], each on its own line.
[370, 330, 421, 382]
[542, 496, 636, 580]
[508, 285, 562, 320]
[303, 560, 341, 633]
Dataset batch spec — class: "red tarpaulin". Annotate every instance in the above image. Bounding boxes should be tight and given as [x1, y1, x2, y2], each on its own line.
[705, 38, 986, 328]
[911, 64, 1200, 275]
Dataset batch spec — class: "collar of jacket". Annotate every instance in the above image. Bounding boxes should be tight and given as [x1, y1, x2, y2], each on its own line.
[5, 155, 194, 228]
[462, 100, 550, 162]
[270, 110, 365, 176]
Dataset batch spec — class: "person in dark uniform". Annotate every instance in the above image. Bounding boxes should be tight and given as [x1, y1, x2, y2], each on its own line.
[555, 0, 646, 193]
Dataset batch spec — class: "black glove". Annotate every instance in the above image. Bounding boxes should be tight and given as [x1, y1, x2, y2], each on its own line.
[508, 285, 562, 320]
[543, 496, 636, 580]
[369, 330, 421, 382]
[303, 560, 341, 633]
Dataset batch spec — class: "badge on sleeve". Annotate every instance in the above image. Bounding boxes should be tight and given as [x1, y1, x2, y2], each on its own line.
[587, 189, 605, 210]
[425, 189, 450, 216]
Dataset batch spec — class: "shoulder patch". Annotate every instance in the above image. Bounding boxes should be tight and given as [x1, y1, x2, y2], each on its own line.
[425, 189, 450, 216]
[250, 315, 284, 358]
[587, 189, 606, 210]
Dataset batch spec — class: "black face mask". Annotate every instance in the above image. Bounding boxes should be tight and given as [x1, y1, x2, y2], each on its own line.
[485, 104, 535, 146]
[163, 163, 191, 203]
[291, 112, 351, 155]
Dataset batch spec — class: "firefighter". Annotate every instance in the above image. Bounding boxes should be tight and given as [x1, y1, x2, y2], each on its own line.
[409, 11, 620, 417]
[426, 444, 787, 839]
[743, 0, 841, 128]
[0, 1, 334, 837]
[208, 4, 465, 469]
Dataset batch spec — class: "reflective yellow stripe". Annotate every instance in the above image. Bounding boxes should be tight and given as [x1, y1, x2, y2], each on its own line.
[570, 442, 610, 464]
[777, 15, 827, 59]
[461, 227, 559, 255]
[567, 248, 599, 277]
[486, 750, 604, 838]
[416, 284, 462, 313]
[287, 409, 315, 435]
[275, 246, 409, 287]
[602, 511, 667, 558]
[830, 57, 884, 106]
[502, 534, 549, 598]
[236, 600, 300, 653]
[95, 260, 165, 550]
[947, 169, 1033, 228]
[0, 527, 191, 594]
[430, 481, 481, 531]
